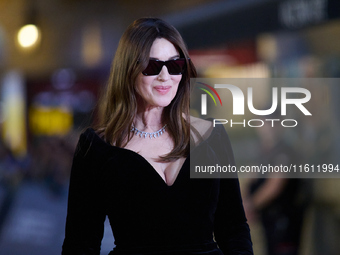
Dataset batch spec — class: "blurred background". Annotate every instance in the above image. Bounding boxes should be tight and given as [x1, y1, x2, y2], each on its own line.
[0, 0, 340, 254]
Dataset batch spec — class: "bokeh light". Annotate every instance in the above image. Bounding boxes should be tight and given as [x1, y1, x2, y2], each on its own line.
[17, 24, 40, 48]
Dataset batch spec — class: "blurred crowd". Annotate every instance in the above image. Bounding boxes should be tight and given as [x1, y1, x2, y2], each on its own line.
[0, 131, 77, 232]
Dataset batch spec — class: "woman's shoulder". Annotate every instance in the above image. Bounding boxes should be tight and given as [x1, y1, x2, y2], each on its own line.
[190, 116, 228, 144]
[190, 116, 213, 144]
[190, 117, 236, 169]
[77, 128, 104, 147]
[73, 127, 115, 163]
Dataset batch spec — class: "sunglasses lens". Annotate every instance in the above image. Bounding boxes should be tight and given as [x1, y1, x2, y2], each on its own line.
[166, 59, 185, 75]
[142, 61, 163, 75]
[142, 59, 186, 76]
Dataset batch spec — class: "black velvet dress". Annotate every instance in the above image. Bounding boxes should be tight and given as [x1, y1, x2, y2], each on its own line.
[62, 124, 253, 255]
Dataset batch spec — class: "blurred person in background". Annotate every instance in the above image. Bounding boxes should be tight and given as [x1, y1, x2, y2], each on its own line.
[29, 136, 73, 197]
[0, 140, 25, 232]
[62, 17, 253, 255]
[244, 116, 307, 255]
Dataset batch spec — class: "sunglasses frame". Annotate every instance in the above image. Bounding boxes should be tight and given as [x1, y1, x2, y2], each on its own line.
[142, 58, 187, 76]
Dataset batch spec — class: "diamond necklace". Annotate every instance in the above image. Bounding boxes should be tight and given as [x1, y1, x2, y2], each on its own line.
[131, 124, 167, 139]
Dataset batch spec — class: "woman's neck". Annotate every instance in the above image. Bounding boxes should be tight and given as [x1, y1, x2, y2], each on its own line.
[134, 106, 165, 132]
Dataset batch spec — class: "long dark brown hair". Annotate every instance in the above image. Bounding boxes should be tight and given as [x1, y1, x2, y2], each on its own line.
[97, 17, 197, 161]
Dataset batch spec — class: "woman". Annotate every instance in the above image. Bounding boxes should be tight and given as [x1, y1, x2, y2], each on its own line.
[62, 17, 253, 255]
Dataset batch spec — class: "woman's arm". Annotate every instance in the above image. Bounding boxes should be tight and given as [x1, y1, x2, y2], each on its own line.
[62, 132, 106, 255]
[212, 125, 253, 254]
[214, 178, 253, 255]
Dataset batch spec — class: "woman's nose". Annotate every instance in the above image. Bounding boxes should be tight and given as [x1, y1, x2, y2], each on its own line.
[157, 65, 170, 81]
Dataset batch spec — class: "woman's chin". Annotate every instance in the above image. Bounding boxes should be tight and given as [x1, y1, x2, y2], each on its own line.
[152, 98, 174, 108]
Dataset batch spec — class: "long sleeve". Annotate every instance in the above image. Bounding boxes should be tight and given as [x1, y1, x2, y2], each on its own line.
[212, 125, 253, 254]
[214, 178, 253, 254]
[62, 131, 107, 255]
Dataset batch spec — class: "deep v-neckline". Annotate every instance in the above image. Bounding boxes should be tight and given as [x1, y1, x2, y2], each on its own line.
[110, 145, 189, 188]
[87, 125, 215, 187]
[120, 147, 189, 187]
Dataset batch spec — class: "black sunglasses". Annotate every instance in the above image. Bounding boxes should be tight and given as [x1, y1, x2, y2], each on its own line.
[142, 58, 187, 76]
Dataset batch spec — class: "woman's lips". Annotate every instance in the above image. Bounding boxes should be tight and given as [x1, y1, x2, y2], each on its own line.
[154, 86, 171, 95]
